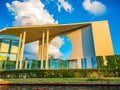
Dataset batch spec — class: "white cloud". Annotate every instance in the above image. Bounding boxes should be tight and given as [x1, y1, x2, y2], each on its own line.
[40, 0, 73, 13]
[82, 0, 106, 15]
[25, 41, 39, 55]
[48, 37, 64, 58]
[6, 0, 64, 59]
[57, 0, 73, 13]
[6, 0, 57, 26]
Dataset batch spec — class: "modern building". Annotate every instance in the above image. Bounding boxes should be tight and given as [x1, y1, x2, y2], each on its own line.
[0, 37, 19, 69]
[0, 20, 114, 69]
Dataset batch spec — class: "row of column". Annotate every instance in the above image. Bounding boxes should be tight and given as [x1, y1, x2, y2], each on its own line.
[16, 31, 26, 69]
[15, 30, 49, 69]
[39, 30, 49, 69]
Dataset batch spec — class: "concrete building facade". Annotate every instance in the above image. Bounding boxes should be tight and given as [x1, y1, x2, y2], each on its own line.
[0, 20, 114, 69]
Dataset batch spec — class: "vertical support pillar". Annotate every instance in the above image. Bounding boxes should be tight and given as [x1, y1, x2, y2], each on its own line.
[44, 43, 47, 62]
[41, 31, 45, 69]
[16, 33, 22, 69]
[45, 30, 49, 69]
[38, 40, 42, 60]
[19, 31, 26, 69]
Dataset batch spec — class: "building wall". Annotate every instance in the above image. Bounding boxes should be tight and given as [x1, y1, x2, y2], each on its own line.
[0, 39, 18, 54]
[81, 25, 96, 68]
[91, 21, 114, 56]
[66, 28, 83, 68]
[38, 20, 114, 69]
[0, 38, 19, 61]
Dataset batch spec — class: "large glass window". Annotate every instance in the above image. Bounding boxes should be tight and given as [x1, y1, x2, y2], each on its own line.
[81, 58, 87, 69]
[69, 59, 77, 69]
[0, 39, 10, 53]
[0, 38, 19, 70]
[91, 57, 97, 68]
[11, 40, 19, 53]
[0, 53, 7, 60]
[52, 59, 58, 69]
[9, 54, 17, 61]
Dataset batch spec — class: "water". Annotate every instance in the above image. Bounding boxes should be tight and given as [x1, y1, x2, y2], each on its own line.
[0, 85, 120, 90]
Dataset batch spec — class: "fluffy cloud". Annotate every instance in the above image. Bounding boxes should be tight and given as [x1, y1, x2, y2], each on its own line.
[57, 0, 73, 13]
[6, 0, 57, 26]
[25, 41, 39, 55]
[43, 0, 73, 13]
[6, 0, 64, 59]
[82, 0, 106, 15]
[48, 37, 64, 58]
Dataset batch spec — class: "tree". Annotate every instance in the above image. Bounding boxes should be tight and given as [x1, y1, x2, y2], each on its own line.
[106, 55, 116, 69]
[96, 56, 105, 68]
[114, 55, 120, 69]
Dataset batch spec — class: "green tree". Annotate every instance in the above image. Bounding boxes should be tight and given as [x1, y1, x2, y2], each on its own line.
[114, 55, 120, 69]
[106, 55, 116, 69]
[96, 56, 105, 68]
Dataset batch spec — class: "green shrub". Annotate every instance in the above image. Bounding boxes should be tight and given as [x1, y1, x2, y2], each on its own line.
[0, 69, 119, 78]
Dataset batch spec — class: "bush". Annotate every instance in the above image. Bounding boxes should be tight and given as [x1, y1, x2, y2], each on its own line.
[0, 69, 119, 79]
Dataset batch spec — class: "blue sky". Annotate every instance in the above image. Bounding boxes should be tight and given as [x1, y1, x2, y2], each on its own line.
[0, 0, 120, 60]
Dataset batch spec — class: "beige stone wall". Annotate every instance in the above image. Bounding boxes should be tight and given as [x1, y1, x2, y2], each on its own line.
[91, 21, 114, 56]
[65, 28, 83, 68]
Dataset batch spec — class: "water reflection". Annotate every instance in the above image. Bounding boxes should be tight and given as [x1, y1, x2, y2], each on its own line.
[0, 85, 120, 90]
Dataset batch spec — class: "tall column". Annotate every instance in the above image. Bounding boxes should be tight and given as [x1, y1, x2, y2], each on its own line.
[44, 43, 47, 61]
[16, 33, 22, 69]
[41, 31, 45, 69]
[19, 31, 26, 69]
[45, 30, 49, 69]
[38, 40, 42, 60]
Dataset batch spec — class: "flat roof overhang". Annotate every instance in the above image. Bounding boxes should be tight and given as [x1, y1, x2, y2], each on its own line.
[0, 22, 91, 43]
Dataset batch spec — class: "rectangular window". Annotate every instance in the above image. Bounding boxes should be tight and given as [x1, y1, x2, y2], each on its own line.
[81, 58, 87, 69]
[91, 57, 97, 68]
[11, 40, 19, 53]
[0, 39, 10, 53]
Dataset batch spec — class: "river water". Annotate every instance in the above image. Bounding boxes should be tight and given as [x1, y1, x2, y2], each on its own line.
[0, 85, 120, 90]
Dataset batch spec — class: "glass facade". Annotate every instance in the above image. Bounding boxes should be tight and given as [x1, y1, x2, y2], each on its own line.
[69, 59, 77, 69]
[0, 37, 19, 70]
[17, 59, 70, 69]
[24, 60, 41, 69]
[0, 36, 97, 70]
[91, 57, 97, 68]
[81, 58, 87, 69]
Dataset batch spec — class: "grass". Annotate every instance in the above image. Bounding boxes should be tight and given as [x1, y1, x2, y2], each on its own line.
[3, 78, 120, 83]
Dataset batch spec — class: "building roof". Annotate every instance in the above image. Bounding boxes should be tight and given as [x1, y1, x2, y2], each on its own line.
[0, 20, 106, 43]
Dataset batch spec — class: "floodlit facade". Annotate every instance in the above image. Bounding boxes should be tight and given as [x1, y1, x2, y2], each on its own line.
[0, 20, 114, 69]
